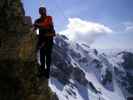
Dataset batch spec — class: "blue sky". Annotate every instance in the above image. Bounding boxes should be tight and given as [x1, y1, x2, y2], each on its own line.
[22, 0, 133, 49]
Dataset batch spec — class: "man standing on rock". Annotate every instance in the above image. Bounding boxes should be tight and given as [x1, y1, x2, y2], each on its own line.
[33, 7, 56, 78]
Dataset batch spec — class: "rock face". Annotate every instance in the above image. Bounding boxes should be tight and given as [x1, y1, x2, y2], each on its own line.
[0, 0, 35, 60]
[51, 35, 99, 95]
[0, 0, 57, 100]
[114, 52, 133, 98]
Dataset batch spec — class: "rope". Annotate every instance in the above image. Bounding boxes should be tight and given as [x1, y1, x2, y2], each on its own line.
[54, 0, 68, 20]
[40, 0, 45, 7]
[39, 0, 68, 20]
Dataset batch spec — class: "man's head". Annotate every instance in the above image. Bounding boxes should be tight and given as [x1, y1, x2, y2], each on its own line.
[39, 7, 47, 17]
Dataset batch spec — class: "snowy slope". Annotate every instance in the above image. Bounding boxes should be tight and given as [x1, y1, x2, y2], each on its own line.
[48, 34, 132, 100]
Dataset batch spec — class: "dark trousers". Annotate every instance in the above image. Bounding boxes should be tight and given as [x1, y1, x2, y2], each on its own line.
[38, 37, 53, 78]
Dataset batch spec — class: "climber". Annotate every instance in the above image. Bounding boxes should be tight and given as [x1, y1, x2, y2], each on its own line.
[33, 7, 56, 78]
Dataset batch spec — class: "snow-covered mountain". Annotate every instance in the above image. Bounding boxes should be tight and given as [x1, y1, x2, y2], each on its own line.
[48, 34, 133, 100]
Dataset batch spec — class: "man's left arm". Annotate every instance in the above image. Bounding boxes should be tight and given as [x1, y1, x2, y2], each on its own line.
[48, 16, 56, 36]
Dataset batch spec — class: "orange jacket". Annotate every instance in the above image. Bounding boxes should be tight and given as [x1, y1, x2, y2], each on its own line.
[39, 16, 53, 29]
[34, 16, 56, 37]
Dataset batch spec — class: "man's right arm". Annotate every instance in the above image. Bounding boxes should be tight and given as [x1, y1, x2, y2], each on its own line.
[33, 19, 38, 31]
[33, 19, 42, 32]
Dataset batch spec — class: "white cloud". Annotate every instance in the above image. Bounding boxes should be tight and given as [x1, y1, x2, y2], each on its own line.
[126, 26, 133, 32]
[123, 22, 133, 26]
[59, 18, 113, 44]
[123, 22, 133, 32]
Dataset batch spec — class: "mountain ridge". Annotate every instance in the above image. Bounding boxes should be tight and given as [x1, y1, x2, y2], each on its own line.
[49, 34, 133, 100]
